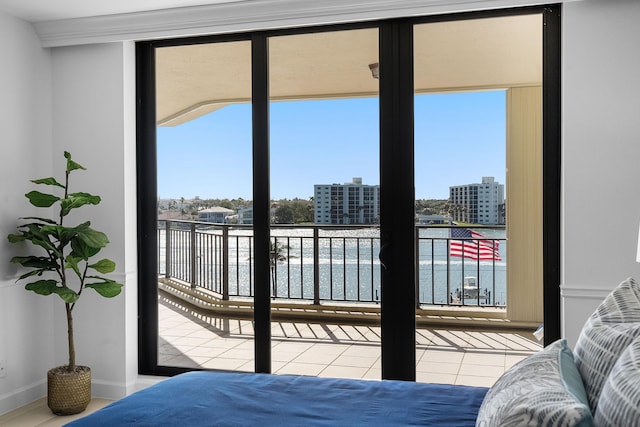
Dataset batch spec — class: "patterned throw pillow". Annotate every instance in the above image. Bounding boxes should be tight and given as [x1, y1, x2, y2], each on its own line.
[572, 277, 640, 412]
[594, 337, 640, 426]
[475, 339, 593, 427]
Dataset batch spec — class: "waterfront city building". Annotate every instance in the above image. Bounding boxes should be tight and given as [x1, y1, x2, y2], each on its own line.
[198, 206, 235, 224]
[449, 176, 505, 225]
[314, 178, 380, 224]
[238, 207, 253, 224]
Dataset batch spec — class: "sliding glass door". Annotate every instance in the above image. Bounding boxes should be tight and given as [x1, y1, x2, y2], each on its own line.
[137, 6, 560, 378]
[412, 13, 544, 385]
[268, 28, 382, 378]
[156, 40, 256, 372]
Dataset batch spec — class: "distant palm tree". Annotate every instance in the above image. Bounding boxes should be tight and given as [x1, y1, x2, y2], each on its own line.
[269, 238, 288, 298]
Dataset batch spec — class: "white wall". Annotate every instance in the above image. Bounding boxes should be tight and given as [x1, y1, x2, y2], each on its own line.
[0, 12, 54, 414]
[561, 0, 640, 345]
[50, 42, 138, 399]
[0, 13, 139, 413]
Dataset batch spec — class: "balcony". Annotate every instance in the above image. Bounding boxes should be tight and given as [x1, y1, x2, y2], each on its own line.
[156, 219, 540, 384]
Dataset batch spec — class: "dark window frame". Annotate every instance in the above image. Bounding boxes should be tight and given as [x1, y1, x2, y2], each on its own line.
[136, 5, 561, 377]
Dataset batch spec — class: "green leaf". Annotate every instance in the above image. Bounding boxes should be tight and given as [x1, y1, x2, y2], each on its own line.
[76, 224, 109, 249]
[89, 259, 116, 274]
[68, 223, 108, 260]
[7, 233, 26, 243]
[10, 256, 57, 270]
[70, 237, 101, 260]
[65, 256, 82, 278]
[13, 224, 59, 256]
[50, 225, 77, 247]
[25, 191, 60, 208]
[27, 225, 61, 253]
[20, 216, 57, 224]
[31, 177, 65, 188]
[29, 223, 56, 237]
[69, 192, 101, 204]
[25, 279, 59, 295]
[17, 270, 45, 281]
[64, 151, 86, 172]
[61, 192, 101, 216]
[86, 280, 123, 298]
[53, 286, 79, 303]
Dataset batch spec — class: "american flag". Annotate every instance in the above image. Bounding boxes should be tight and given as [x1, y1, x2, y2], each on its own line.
[449, 227, 501, 261]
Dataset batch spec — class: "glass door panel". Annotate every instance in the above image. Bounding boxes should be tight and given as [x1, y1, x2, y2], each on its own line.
[155, 40, 255, 372]
[268, 28, 381, 378]
[413, 15, 542, 385]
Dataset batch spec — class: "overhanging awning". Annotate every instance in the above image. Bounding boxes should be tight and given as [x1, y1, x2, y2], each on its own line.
[156, 14, 541, 126]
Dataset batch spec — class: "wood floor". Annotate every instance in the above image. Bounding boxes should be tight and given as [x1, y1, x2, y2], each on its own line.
[0, 398, 112, 427]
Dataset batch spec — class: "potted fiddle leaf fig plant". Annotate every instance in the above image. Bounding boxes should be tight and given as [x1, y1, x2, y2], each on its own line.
[7, 151, 123, 415]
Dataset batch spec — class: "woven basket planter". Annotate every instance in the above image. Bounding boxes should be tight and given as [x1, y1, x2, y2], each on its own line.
[47, 365, 91, 415]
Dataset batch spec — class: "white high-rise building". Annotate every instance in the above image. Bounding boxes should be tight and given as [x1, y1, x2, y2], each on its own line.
[314, 178, 380, 224]
[449, 176, 505, 225]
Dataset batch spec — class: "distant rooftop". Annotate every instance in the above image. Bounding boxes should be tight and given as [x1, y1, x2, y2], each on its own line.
[199, 206, 235, 213]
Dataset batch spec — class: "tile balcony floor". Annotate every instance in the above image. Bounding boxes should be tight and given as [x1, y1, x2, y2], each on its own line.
[158, 294, 542, 388]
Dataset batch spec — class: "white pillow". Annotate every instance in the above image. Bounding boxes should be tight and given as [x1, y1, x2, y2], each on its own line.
[475, 339, 593, 427]
[594, 336, 640, 426]
[573, 277, 640, 411]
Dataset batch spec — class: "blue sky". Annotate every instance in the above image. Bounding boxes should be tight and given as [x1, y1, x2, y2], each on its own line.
[157, 90, 506, 200]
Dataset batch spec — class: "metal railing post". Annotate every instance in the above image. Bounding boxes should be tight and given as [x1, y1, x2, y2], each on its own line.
[476, 241, 481, 305]
[222, 226, 229, 300]
[313, 227, 320, 305]
[165, 221, 171, 279]
[190, 223, 197, 289]
[415, 227, 420, 309]
[446, 239, 451, 304]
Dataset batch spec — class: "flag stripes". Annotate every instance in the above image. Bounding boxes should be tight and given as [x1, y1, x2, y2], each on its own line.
[450, 227, 501, 261]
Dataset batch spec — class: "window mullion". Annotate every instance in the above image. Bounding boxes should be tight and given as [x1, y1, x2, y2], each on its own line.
[252, 32, 272, 373]
[379, 19, 416, 381]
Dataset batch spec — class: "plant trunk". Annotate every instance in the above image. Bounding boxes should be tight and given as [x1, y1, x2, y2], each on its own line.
[66, 303, 75, 371]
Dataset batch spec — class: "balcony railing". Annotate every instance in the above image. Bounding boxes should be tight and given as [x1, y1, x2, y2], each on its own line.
[158, 220, 507, 308]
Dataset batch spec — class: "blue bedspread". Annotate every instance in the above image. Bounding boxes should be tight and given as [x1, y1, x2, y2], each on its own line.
[65, 371, 487, 426]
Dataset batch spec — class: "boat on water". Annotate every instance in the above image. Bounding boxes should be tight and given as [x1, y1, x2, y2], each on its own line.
[463, 276, 479, 297]
[449, 276, 492, 304]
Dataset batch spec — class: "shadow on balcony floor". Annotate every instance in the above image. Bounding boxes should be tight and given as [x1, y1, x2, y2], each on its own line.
[158, 289, 541, 388]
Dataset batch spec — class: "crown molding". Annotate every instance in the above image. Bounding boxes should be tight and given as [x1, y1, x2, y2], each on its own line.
[34, 0, 560, 47]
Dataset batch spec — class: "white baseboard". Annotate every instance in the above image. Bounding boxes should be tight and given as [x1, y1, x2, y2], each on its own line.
[0, 380, 45, 417]
[0, 375, 167, 416]
[91, 375, 166, 400]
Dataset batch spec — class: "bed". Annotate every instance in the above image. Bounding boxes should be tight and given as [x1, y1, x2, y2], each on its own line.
[64, 371, 487, 426]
